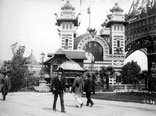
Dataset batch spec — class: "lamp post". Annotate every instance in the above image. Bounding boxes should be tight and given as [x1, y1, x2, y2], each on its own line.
[41, 52, 45, 74]
[38, 52, 47, 92]
[40, 52, 45, 82]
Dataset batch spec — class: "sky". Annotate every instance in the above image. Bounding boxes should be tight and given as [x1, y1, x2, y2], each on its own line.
[0, 0, 147, 70]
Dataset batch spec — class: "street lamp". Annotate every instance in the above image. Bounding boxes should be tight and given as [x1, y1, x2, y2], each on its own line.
[40, 52, 45, 83]
[41, 52, 45, 74]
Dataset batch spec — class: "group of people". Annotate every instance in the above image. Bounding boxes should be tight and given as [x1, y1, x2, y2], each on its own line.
[1, 65, 94, 113]
[51, 67, 94, 113]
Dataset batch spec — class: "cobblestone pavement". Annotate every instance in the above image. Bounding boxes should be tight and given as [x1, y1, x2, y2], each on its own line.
[0, 92, 156, 116]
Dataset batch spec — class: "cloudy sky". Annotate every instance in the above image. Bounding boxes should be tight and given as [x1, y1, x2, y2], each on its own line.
[0, 0, 147, 70]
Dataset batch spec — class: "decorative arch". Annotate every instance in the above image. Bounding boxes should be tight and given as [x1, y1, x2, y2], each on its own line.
[77, 35, 110, 60]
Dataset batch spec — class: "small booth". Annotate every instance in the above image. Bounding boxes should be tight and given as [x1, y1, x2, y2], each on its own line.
[59, 60, 85, 89]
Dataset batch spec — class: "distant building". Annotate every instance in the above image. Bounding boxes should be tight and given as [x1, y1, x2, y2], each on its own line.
[27, 51, 42, 79]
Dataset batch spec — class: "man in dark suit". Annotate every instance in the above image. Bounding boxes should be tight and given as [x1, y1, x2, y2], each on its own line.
[51, 68, 66, 113]
[84, 74, 94, 107]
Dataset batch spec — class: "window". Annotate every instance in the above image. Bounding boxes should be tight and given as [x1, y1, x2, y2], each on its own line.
[94, 42, 97, 47]
[117, 25, 120, 30]
[62, 23, 65, 29]
[117, 40, 120, 47]
[89, 42, 91, 48]
[70, 23, 72, 29]
[121, 25, 123, 31]
[65, 39, 68, 49]
[52, 65, 58, 72]
[66, 23, 68, 29]
[114, 25, 116, 31]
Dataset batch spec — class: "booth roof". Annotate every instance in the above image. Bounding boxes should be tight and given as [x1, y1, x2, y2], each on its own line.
[59, 60, 85, 71]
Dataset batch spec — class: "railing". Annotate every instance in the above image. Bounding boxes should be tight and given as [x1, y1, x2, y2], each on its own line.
[114, 84, 145, 93]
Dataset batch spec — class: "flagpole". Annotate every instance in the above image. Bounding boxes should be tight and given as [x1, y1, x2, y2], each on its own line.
[88, 5, 91, 28]
[89, 10, 91, 28]
[11, 42, 18, 56]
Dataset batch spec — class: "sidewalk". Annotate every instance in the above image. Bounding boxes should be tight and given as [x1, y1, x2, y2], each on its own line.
[0, 92, 156, 116]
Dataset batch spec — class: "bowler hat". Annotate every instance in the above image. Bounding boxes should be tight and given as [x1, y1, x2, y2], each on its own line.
[57, 67, 63, 72]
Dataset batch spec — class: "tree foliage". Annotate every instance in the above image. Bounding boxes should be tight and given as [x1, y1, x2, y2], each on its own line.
[99, 66, 115, 89]
[140, 70, 148, 89]
[121, 60, 141, 84]
[9, 47, 29, 92]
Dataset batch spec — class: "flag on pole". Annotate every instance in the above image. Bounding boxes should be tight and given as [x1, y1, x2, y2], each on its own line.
[11, 42, 18, 55]
[141, 0, 148, 13]
[11, 42, 18, 50]
[87, 6, 91, 14]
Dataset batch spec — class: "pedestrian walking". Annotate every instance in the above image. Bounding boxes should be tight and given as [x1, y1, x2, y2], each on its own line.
[51, 67, 66, 113]
[71, 73, 83, 108]
[0, 64, 11, 100]
[84, 74, 94, 107]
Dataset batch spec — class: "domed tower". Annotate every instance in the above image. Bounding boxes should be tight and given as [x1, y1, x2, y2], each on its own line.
[106, 2, 127, 55]
[27, 50, 38, 71]
[55, 0, 80, 50]
[27, 50, 37, 65]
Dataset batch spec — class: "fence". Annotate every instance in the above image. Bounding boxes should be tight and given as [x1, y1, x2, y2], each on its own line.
[113, 84, 145, 92]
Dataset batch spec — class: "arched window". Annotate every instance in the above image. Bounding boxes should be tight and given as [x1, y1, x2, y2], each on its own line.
[65, 39, 68, 49]
[70, 23, 72, 29]
[66, 23, 68, 29]
[114, 25, 116, 31]
[85, 41, 103, 61]
[121, 25, 123, 31]
[62, 23, 65, 29]
[117, 25, 120, 30]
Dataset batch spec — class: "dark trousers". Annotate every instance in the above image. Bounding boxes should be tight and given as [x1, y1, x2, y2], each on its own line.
[53, 90, 65, 112]
[1, 84, 9, 100]
[86, 92, 94, 106]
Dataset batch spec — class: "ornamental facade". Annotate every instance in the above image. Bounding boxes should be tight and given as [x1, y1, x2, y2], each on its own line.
[55, 1, 127, 85]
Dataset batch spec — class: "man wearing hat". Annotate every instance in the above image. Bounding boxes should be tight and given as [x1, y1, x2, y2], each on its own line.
[51, 67, 66, 113]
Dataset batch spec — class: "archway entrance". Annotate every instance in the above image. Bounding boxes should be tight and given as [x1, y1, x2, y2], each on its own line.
[125, 0, 156, 91]
[125, 50, 147, 70]
[84, 41, 103, 61]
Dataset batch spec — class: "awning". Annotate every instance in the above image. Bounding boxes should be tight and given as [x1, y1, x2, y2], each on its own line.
[59, 61, 85, 72]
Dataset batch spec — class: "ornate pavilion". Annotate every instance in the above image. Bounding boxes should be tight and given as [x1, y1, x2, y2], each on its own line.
[44, 1, 127, 86]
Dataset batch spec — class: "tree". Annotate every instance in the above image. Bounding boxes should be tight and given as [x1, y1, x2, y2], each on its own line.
[99, 66, 115, 89]
[121, 60, 141, 84]
[140, 70, 148, 90]
[9, 46, 29, 92]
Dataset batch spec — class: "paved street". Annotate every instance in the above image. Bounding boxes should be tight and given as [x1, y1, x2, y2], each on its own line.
[0, 92, 156, 116]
